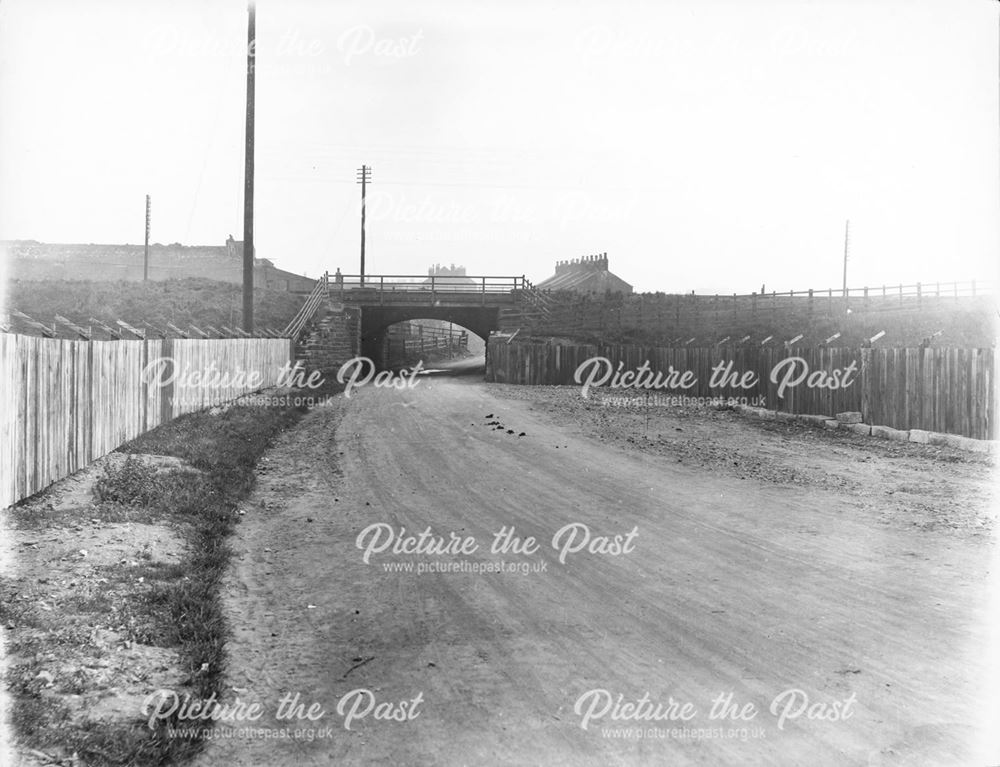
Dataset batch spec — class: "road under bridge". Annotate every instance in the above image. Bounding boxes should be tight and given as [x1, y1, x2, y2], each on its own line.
[327, 273, 530, 363]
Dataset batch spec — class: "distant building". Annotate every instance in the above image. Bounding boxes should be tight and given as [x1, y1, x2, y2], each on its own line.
[3, 237, 314, 292]
[423, 263, 475, 285]
[536, 252, 632, 294]
[225, 234, 256, 262]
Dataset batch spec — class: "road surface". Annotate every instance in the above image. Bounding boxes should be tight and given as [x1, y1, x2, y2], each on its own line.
[197, 370, 996, 766]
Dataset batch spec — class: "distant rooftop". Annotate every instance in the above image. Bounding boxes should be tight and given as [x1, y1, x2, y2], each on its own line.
[424, 263, 475, 284]
[427, 263, 467, 277]
[537, 252, 632, 294]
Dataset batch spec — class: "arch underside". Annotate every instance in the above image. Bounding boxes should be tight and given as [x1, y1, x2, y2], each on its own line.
[359, 305, 498, 365]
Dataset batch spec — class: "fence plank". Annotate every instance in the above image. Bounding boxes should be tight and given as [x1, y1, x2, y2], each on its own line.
[486, 339, 996, 440]
[1, 334, 292, 509]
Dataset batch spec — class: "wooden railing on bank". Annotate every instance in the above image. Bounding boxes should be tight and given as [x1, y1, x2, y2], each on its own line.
[389, 323, 469, 341]
[511, 281, 997, 344]
[0, 334, 293, 509]
[386, 323, 470, 360]
[283, 272, 329, 341]
[485, 339, 997, 440]
[400, 334, 469, 355]
[539, 280, 991, 306]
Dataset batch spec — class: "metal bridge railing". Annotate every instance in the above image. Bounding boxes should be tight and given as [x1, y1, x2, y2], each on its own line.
[327, 274, 527, 304]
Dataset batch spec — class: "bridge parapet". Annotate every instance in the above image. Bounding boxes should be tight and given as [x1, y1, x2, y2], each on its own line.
[286, 272, 551, 367]
[325, 273, 526, 306]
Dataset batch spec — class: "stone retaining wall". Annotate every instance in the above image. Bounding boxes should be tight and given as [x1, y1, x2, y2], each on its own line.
[734, 405, 998, 454]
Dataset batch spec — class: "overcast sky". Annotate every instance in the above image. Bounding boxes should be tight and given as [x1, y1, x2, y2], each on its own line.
[1, 0, 997, 293]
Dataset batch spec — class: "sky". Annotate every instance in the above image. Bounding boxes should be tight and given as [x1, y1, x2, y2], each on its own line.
[0, 0, 998, 294]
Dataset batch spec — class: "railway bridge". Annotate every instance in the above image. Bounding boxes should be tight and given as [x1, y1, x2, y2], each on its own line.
[285, 272, 550, 367]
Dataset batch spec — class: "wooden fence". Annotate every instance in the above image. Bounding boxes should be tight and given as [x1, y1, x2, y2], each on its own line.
[486, 339, 997, 440]
[0, 334, 293, 509]
[503, 284, 997, 348]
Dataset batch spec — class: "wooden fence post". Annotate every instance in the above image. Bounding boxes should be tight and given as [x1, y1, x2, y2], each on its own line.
[860, 346, 872, 424]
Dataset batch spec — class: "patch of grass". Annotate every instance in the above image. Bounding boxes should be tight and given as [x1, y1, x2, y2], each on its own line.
[8, 696, 199, 767]
[95, 456, 166, 507]
[57, 561, 193, 647]
[126, 406, 312, 699]
[62, 592, 114, 615]
[3, 381, 343, 765]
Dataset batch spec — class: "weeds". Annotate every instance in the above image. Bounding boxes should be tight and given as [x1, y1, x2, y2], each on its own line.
[95, 456, 165, 506]
[10, 277, 304, 338]
[2, 382, 341, 765]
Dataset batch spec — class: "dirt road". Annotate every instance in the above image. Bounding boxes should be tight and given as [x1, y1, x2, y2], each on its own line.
[197, 370, 997, 766]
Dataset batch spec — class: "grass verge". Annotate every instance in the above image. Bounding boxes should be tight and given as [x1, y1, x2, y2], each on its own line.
[1, 377, 343, 765]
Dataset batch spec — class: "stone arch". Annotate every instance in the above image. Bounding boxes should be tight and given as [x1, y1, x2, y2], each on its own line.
[359, 305, 499, 368]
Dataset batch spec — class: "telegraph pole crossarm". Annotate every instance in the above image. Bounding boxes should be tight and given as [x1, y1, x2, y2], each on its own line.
[357, 165, 371, 287]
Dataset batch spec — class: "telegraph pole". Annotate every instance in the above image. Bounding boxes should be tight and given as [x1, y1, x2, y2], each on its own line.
[842, 219, 850, 299]
[242, 1, 256, 332]
[357, 165, 371, 286]
[144, 195, 150, 281]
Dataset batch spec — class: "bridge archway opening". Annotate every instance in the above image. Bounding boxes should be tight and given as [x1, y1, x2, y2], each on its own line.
[369, 317, 487, 374]
[359, 306, 498, 373]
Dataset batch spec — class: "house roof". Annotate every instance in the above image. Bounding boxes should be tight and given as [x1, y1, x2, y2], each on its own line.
[537, 253, 632, 293]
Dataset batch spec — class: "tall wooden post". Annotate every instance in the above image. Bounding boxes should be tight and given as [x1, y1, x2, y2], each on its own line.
[144, 195, 150, 281]
[242, 2, 256, 332]
[357, 165, 371, 286]
[842, 219, 850, 302]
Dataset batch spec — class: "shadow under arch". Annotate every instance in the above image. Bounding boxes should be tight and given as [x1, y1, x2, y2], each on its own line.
[360, 305, 498, 371]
